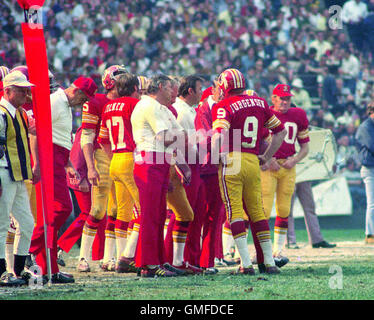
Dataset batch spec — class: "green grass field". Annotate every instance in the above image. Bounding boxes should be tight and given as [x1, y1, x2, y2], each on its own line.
[1, 229, 373, 301]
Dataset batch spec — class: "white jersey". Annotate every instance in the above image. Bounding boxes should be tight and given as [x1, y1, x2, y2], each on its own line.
[50, 88, 73, 150]
[131, 95, 183, 155]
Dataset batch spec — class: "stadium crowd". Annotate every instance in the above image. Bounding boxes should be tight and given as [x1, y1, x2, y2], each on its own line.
[0, 0, 371, 284]
[1, 0, 371, 174]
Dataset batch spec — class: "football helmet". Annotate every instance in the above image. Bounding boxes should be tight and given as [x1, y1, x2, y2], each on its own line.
[244, 89, 258, 97]
[137, 75, 148, 92]
[102, 65, 128, 90]
[0, 66, 10, 81]
[218, 68, 246, 96]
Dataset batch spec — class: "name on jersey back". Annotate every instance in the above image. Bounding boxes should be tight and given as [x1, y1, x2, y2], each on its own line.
[229, 98, 265, 113]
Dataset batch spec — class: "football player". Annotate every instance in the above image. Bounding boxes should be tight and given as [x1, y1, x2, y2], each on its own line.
[194, 79, 225, 274]
[211, 69, 287, 275]
[97, 72, 141, 272]
[260, 84, 310, 259]
[77, 65, 127, 272]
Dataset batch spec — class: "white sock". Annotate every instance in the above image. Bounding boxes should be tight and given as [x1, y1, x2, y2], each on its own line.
[5, 244, 14, 274]
[273, 227, 287, 256]
[116, 237, 127, 260]
[260, 240, 275, 267]
[79, 222, 98, 261]
[123, 230, 139, 259]
[222, 231, 235, 256]
[234, 236, 252, 268]
[103, 236, 116, 263]
[172, 242, 185, 267]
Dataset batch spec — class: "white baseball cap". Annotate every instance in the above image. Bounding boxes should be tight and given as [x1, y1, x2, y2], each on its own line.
[291, 78, 303, 89]
[2, 71, 35, 88]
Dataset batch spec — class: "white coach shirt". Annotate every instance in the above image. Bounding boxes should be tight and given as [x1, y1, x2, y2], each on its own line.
[172, 97, 196, 132]
[172, 97, 198, 154]
[131, 95, 184, 155]
[51, 88, 73, 151]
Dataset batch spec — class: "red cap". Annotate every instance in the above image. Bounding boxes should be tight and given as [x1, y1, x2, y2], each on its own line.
[200, 86, 213, 102]
[73, 76, 97, 98]
[272, 84, 293, 97]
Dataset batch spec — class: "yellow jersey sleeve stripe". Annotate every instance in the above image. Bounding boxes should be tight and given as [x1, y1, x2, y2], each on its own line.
[297, 129, 309, 139]
[212, 119, 230, 131]
[265, 115, 281, 129]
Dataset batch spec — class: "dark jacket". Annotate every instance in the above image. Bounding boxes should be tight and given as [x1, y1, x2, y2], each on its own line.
[355, 117, 374, 167]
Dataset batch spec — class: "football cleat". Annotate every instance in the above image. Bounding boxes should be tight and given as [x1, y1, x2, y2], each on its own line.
[140, 265, 178, 278]
[77, 258, 90, 272]
[230, 266, 256, 275]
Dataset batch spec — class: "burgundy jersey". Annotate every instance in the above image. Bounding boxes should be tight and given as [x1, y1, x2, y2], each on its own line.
[212, 94, 284, 155]
[98, 96, 140, 153]
[195, 96, 218, 175]
[266, 106, 310, 159]
[81, 93, 111, 150]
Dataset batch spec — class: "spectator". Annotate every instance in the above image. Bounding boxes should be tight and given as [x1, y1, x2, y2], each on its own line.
[291, 78, 313, 115]
[355, 102, 374, 244]
[340, 157, 366, 213]
[341, 0, 369, 52]
[308, 31, 332, 62]
[55, 3, 73, 31]
[339, 49, 360, 95]
[56, 30, 76, 62]
[297, 48, 323, 98]
[336, 134, 360, 170]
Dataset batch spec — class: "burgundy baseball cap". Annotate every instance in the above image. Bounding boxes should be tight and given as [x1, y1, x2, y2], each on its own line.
[200, 86, 213, 102]
[272, 84, 293, 97]
[73, 76, 97, 98]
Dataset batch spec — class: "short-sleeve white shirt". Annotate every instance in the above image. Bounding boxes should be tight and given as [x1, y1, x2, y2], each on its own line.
[50, 88, 73, 151]
[173, 97, 196, 131]
[131, 95, 183, 154]
[173, 97, 198, 154]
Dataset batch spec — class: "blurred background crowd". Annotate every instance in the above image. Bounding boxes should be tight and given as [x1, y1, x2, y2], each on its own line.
[0, 0, 371, 191]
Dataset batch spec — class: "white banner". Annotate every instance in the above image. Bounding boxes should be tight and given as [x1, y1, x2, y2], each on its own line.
[270, 175, 352, 218]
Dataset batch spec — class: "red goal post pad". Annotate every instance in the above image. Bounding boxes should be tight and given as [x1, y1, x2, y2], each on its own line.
[21, 22, 55, 248]
[17, 0, 45, 9]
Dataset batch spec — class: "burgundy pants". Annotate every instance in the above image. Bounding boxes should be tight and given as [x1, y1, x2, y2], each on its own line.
[29, 144, 72, 275]
[199, 174, 224, 268]
[164, 164, 205, 266]
[57, 189, 106, 260]
[134, 153, 170, 268]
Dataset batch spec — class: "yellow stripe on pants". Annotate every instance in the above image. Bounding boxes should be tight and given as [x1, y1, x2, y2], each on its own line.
[91, 148, 117, 220]
[109, 152, 140, 223]
[218, 152, 266, 224]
